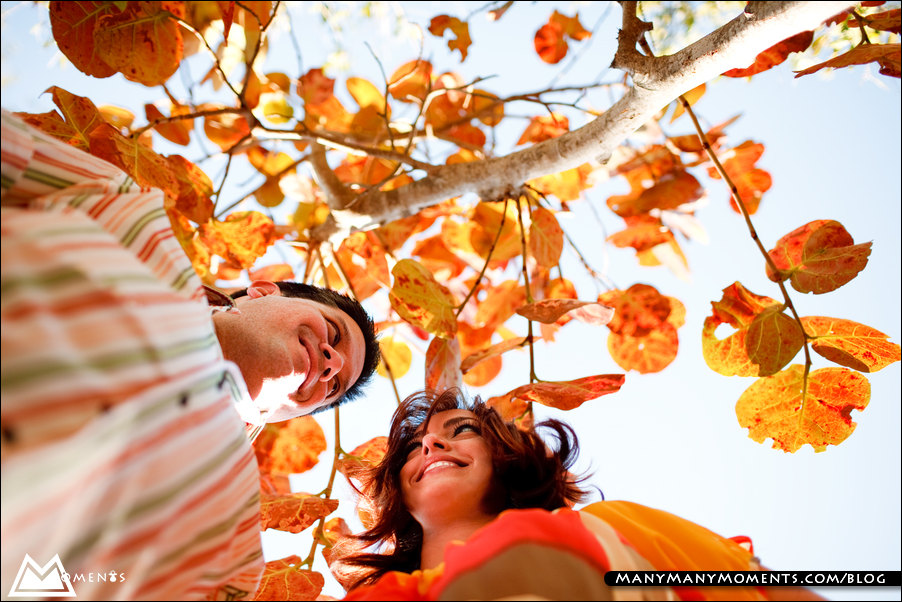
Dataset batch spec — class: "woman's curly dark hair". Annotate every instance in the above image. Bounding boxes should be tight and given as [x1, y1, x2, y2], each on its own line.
[335, 388, 589, 589]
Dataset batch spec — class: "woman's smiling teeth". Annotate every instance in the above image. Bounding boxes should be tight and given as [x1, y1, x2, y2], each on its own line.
[421, 461, 460, 478]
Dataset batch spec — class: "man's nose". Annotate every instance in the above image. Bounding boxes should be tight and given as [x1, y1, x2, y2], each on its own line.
[421, 433, 447, 454]
[319, 343, 344, 380]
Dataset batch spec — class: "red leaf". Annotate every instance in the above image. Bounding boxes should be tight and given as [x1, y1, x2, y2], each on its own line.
[509, 374, 626, 410]
[598, 283, 671, 337]
[516, 299, 614, 326]
[252, 557, 324, 601]
[723, 30, 814, 77]
[795, 43, 901, 79]
[259, 494, 338, 533]
[534, 21, 568, 64]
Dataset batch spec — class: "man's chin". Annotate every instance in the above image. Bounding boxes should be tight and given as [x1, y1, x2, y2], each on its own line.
[256, 378, 317, 422]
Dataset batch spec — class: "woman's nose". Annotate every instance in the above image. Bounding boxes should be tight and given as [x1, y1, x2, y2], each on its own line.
[319, 343, 344, 380]
[421, 432, 447, 454]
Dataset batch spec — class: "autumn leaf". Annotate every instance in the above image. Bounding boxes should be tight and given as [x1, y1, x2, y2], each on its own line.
[606, 170, 703, 217]
[598, 283, 671, 337]
[48, 1, 117, 79]
[411, 235, 468, 280]
[508, 374, 626, 410]
[93, 1, 185, 87]
[260, 493, 338, 533]
[856, 8, 901, 34]
[388, 60, 433, 102]
[145, 103, 192, 146]
[425, 336, 463, 392]
[766, 220, 872, 294]
[203, 109, 251, 151]
[198, 211, 277, 269]
[528, 206, 564, 268]
[801, 316, 901, 372]
[250, 263, 295, 283]
[253, 416, 327, 475]
[44, 86, 106, 151]
[745, 306, 805, 376]
[461, 337, 527, 373]
[608, 322, 679, 374]
[709, 140, 771, 214]
[389, 259, 458, 338]
[736, 365, 870, 453]
[516, 299, 614, 326]
[608, 215, 672, 252]
[166, 154, 215, 224]
[795, 43, 901, 79]
[723, 30, 814, 77]
[517, 114, 569, 145]
[534, 21, 568, 64]
[476, 280, 527, 331]
[670, 83, 706, 123]
[429, 15, 472, 60]
[247, 147, 296, 177]
[485, 392, 529, 422]
[88, 122, 178, 197]
[377, 336, 413, 379]
[469, 201, 521, 266]
[550, 10, 591, 41]
[337, 436, 389, 483]
[252, 556, 324, 601]
[702, 282, 789, 377]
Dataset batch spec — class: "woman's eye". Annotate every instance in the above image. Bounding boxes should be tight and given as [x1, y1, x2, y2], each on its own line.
[404, 440, 422, 456]
[453, 422, 480, 436]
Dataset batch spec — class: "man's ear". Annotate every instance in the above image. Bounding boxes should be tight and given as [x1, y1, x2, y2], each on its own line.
[245, 280, 282, 299]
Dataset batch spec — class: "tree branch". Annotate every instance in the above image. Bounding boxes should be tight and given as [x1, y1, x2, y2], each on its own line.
[312, 1, 852, 243]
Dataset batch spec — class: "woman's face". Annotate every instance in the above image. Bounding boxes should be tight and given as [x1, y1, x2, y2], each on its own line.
[399, 409, 497, 530]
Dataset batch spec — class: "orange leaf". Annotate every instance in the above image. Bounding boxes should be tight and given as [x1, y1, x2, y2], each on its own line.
[388, 60, 433, 102]
[461, 337, 527, 373]
[607, 170, 703, 217]
[476, 280, 527, 331]
[411, 235, 468, 280]
[425, 336, 463, 392]
[702, 282, 787, 377]
[670, 83, 706, 123]
[166, 154, 215, 224]
[334, 156, 398, 187]
[93, 1, 185, 86]
[801, 316, 901, 373]
[534, 21, 568, 64]
[509, 374, 626, 410]
[88, 122, 178, 198]
[253, 416, 327, 475]
[446, 123, 487, 148]
[463, 354, 502, 386]
[389, 259, 458, 338]
[516, 299, 614, 326]
[298, 67, 335, 105]
[527, 206, 564, 268]
[723, 30, 814, 77]
[428, 15, 472, 61]
[198, 211, 277, 269]
[767, 219, 872, 294]
[145, 103, 193, 146]
[745, 306, 805, 377]
[469, 202, 521, 266]
[203, 110, 251, 151]
[485, 392, 529, 422]
[857, 8, 901, 34]
[607, 215, 671, 252]
[45, 86, 106, 151]
[260, 493, 338, 533]
[598, 283, 671, 337]
[247, 147, 296, 177]
[795, 43, 901, 79]
[517, 113, 569, 145]
[550, 10, 591, 41]
[249, 263, 295, 283]
[48, 1, 117, 78]
[466, 89, 504, 127]
[347, 77, 388, 112]
[337, 436, 389, 482]
[252, 557, 324, 601]
[530, 165, 596, 201]
[608, 322, 679, 374]
[377, 336, 413, 379]
[736, 366, 870, 453]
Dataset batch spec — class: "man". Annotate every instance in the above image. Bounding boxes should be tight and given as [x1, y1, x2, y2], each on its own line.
[0, 110, 378, 599]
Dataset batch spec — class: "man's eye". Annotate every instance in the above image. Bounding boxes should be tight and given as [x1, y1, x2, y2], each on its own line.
[329, 320, 341, 346]
[329, 380, 340, 398]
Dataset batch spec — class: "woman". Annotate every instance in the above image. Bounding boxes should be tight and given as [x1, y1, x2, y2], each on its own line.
[336, 389, 823, 601]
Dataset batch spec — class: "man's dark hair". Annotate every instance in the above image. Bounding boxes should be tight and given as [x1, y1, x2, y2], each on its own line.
[231, 281, 380, 412]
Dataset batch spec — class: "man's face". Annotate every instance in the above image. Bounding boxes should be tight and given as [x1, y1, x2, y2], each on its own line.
[213, 281, 366, 421]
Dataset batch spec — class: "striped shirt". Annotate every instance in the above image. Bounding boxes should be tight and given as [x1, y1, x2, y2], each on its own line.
[1, 111, 263, 599]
